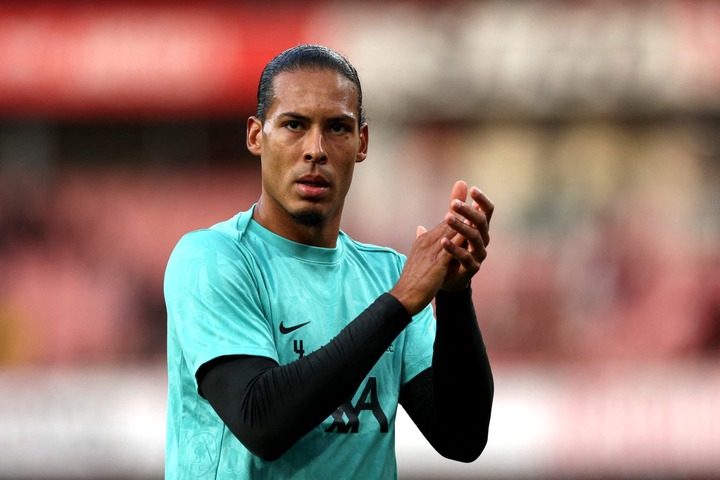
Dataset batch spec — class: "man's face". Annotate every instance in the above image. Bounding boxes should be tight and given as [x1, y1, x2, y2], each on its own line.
[247, 69, 368, 239]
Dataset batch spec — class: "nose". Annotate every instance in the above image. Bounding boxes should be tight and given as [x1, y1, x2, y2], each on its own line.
[303, 128, 327, 164]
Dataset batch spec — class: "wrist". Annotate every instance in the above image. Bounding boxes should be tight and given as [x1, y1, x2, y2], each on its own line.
[439, 281, 471, 294]
[388, 288, 422, 317]
[436, 286, 472, 302]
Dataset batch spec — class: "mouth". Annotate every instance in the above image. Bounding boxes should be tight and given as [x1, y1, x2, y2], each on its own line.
[295, 175, 330, 198]
[296, 174, 329, 187]
[297, 179, 329, 188]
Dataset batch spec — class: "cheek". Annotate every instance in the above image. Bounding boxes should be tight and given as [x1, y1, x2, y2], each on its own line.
[337, 163, 357, 193]
[261, 153, 289, 192]
[263, 145, 291, 173]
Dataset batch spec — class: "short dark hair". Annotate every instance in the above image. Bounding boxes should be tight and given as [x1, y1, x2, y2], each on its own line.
[256, 44, 365, 125]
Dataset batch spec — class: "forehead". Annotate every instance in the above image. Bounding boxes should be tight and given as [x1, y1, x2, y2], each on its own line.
[268, 69, 360, 121]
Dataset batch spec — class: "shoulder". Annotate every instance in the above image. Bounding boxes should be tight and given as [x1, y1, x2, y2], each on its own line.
[340, 232, 401, 255]
[171, 209, 253, 252]
[166, 209, 257, 272]
[339, 232, 407, 269]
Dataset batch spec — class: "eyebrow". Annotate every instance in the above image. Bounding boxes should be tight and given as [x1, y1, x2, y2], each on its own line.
[278, 111, 358, 125]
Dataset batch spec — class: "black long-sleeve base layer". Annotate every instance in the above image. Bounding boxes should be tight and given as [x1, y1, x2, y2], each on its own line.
[198, 288, 493, 462]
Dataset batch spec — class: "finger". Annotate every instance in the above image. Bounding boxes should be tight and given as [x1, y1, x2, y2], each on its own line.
[448, 181, 469, 247]
[416, 225, 427, 238]
[450, 231, 467, 248]
[449, 181, 471, 238]
[418, 221, 458, 253]
[446, 211, 489, 250]
[449, 180, 468, 206]
[469, 186, 494, 223]
[441, 236, 485, 273]
[449, 200, 490, 247]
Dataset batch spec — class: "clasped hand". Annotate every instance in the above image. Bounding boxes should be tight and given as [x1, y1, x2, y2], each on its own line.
[390, 181, 494, 316]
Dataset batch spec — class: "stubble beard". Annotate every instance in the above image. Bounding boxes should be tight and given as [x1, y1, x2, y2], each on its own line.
[290, 210, 326, 228]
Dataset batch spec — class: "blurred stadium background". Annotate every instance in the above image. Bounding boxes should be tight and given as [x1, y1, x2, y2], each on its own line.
[0, 0, 719, 478]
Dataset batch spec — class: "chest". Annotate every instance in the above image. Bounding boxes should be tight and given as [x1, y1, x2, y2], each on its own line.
[256, 254, 396, 358]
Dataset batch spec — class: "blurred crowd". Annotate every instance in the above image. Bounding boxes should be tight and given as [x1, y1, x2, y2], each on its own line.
[0, 152, 260, 365]
[0, 117, 718, 366]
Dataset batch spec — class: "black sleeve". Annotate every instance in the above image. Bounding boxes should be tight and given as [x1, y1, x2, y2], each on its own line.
[399, 288, 494, 462]
[198, 293, 411, 461]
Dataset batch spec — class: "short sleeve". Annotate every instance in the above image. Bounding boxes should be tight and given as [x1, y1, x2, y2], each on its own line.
[400, 304, 436, 385]
[390, 251, 436, 386]
[164, 229, 279, 388]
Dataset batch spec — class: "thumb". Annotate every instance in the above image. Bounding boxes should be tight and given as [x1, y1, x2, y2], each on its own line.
[449, 180, 468, 205]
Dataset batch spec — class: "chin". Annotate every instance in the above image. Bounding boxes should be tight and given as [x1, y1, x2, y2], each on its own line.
[290, 209, 326, 227]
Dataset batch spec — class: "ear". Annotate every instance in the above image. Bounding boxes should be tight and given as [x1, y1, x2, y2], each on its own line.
[356, 123, 369, 163]
[246, 116, 263, 156]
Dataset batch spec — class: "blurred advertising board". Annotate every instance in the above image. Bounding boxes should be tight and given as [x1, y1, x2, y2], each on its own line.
[0, 1, 719, 119]
[0, 2, 311, 118]
[0, 363, 718, 479]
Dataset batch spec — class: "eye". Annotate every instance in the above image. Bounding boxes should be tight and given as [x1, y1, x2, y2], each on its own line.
[285, 121, 303, 131]
[330, 123, 351, 134]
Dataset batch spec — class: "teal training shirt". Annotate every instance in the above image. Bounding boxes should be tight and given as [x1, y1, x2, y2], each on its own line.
[165, 207, 436, 479]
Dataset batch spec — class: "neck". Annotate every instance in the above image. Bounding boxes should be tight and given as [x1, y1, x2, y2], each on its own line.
[253, 199, 341, 248]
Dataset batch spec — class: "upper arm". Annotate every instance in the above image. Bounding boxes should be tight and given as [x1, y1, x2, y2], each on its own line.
[198, 355, 285, 461]
[198, 355, 278, 402]
[165, 230, 279, 391]
[400, 304, 436, 385]
[198, 355, 276, 396]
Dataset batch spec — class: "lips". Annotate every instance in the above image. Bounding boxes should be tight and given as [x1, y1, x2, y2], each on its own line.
[295, 174, 330, 198]
[296, 174, 329, 187]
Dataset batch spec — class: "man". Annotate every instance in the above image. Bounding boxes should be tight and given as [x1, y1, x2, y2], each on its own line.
[165, 44, 494, 479]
